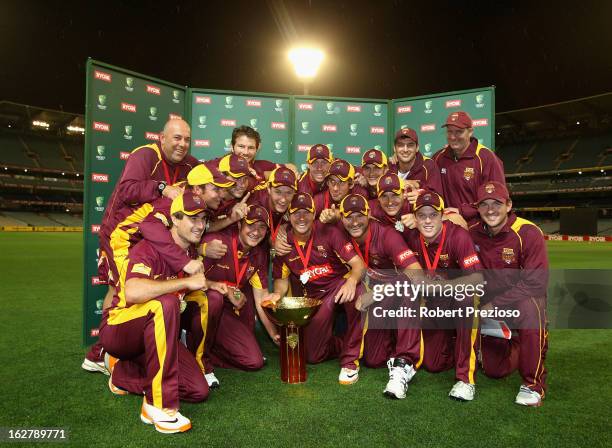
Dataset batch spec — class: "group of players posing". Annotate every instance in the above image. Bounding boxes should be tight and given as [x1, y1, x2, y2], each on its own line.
[82, 111, 549, 434]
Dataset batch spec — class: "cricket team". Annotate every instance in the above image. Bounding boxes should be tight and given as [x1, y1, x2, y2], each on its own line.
[81, 111, 549, 434]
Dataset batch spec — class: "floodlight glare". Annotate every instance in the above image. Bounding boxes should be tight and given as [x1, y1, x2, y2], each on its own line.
[289, 48, 324, 79]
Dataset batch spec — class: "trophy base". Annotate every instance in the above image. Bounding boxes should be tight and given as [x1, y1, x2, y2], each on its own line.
[280, 324, 307, 383]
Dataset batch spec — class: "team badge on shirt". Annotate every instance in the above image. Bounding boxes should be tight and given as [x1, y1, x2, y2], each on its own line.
[463, 167, 475, 181]
[439, 253, 449, 268]
[317, 245, 328, 258]
[502, 247, 516, 264]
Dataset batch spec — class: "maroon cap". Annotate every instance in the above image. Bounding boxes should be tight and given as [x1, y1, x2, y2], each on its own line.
[362, 148, 388, 168]
[442, 111, 473, 129]
[307, 144, 333, 163]
[377, 172, 403, 197]
[219, 154, 250, 178]
[244, 204, 270, 227]
[414, 191, 445, 212]
[269, 166, 297, 190]
[289, 192, 315, 214]
[476, 181, 510, 204]
[170, 192, 206, 216]
[326, 159, 355, 182]
[394, 127, 418, 145]
[340, 194, 370, 217]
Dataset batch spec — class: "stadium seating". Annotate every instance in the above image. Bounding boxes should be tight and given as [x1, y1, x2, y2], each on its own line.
[21, 135, 73, 171]
[46, 213, 82, 226]
[0, 213, 28, 226]
[0, 133, 37, 167]
[2, 211, 65, 227]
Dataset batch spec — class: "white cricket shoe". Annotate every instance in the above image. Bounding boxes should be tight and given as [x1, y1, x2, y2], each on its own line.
[104, 352, 119, 376]
[140, 398, 192, 434]
[449, 380, 475, 401]
[515, 385, 542, 407]
[81, 358, 109, 375]
[338, 367, 359, 385]
[383, 358, 416, 400]
[205, 372, 220, 389]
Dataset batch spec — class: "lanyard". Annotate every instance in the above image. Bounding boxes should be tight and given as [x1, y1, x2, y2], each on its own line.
[268, 196, 283, 244]
[324, 191, 330, 210]
[161, 160, 179, 185]
[294, 231, 315, 272]
[231, 237, 250, 287]
[351, 227, 371, 268]
[419, 222, 447, 273]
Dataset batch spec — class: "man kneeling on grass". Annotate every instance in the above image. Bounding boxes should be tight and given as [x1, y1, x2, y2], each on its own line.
[99, 192, 227, 434]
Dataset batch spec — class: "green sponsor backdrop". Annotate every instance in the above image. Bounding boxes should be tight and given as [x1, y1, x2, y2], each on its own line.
[392, 87, 495, 157]
[189, 90, 291, 163]
[83, 61, 495, 345]
[83, 59, 187, 345]
[292, 97, 390, 169]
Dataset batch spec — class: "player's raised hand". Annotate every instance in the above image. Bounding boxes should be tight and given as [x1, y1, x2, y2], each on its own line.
[354, 172, 368, 188]
[184, 272, 207, 291]
[162, 184, 184, 200]
[400, 213, 416, 230]
[319, 204, 339, 224]
[204, 239, 227, 259]
[230, 201, 248, 222]
[183, 259, 204, 275]
[273, 225, 292, 256]
[240, 191, 251, 204]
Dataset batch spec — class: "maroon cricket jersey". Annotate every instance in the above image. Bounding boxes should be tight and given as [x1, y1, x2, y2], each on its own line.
[247, 187, 288, 242]
[469, 214, 549, 306]
[403, 221, 481, 278]
[111, 238, 195, 309]
[273, 221, 357, 298]
[201, 226, 269, 290]
[347, 220, 418, 282]
[252, 159, 278, 180]
[369, 199, 412, 229]
[388, 152, 444, 197]
[432, 138, 505, 221]
[297, 171, 327, 196]
[101, 143, 199, 234]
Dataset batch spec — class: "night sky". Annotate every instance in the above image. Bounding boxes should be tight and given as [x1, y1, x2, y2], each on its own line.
[2, 0, 611, 114]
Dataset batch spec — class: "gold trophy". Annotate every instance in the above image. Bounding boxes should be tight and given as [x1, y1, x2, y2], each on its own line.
[262, 296, 322, 383]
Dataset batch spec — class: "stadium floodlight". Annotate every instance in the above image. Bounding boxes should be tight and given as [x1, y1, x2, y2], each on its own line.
[32, 120, 50, 129]
[67, 125, 85, 133]
[289, 47, 324, 94]
[578, 171, 583, 175]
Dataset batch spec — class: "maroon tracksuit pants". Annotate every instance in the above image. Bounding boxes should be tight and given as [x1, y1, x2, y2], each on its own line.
[480, 298, 548, 395]
[99, 294, 208, 409]
[420, 295, 480, 384]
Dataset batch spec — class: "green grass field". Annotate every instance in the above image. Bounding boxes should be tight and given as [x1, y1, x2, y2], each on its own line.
[0, 233, 610, 447]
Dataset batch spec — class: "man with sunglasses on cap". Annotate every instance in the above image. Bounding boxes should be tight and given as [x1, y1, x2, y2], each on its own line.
[469, 181, 549, 407]
[432, 111, 505, 222]
[389, 128, 443, 200]
[298, 144, 334, 196]
[99, 192, 227, 434]
[84, 118, 199, 374]
[316, 158, 362, 223]
[266, 192, 367, 384]
[403, 191, 484, 401]
[183, 205, 273, 385]
[338, 193, 424, 399]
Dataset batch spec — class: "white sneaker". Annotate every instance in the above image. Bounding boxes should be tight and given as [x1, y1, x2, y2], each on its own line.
[204, 372, 220, 389]
[81, 358, 109, 375]
[449, 380, 475, 401]
[515, 385, 542, 407]
[383, 358, 416, 400]
[140, 398, 192, 434]
[338, 367, 359, 385]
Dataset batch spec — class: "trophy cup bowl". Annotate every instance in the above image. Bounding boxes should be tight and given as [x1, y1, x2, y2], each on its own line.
[262, 296, 322, 383]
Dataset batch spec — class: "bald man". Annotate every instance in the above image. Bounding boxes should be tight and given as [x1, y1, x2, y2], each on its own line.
[83, 119, 201, 374]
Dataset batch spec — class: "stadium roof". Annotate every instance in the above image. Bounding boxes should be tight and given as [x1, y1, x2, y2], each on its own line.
[0, 101, 84, 134]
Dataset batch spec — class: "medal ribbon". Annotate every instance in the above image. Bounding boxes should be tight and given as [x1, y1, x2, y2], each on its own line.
[161, 160, 179, 185]
[231, 237, 250, 288]
[268, 196, 283, 244]
[419, 222, 447, 273]
[324, 191, 330, 210]
[294, 230, 315, 273]
[351, 227, 371, 268]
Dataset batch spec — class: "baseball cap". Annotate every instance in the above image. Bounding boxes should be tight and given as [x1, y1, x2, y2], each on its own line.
[289, 192, 315, 214]
[442, 111, 473, 129]
[394, 128, 418, 145]
[377, 172, 403, 197]
[326, 159, 355, 182]
[414, 191, 445, 212]
[188, 164, 235, 188]
[362, 148, 388, 168]
[340, 194, 370, 217]
[244, 204, 270, 227]
[170, 192, 206, 216]
[269, 166, 297, 190]
[307, 144, 333, 164]
[476, 181, 510, 204]
[218, 154, 250, 178]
